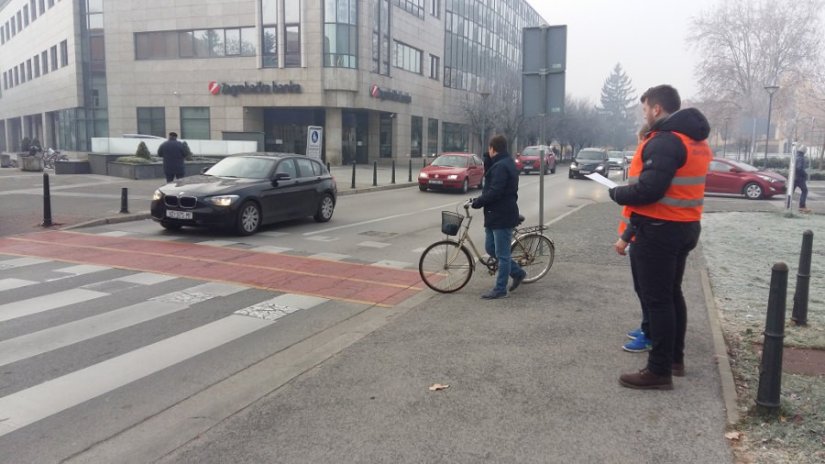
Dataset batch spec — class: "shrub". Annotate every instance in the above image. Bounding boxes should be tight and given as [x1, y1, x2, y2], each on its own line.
[182, 141, 193, 161]
[115, 156, 153, 165]
[20, 137, 31, 152]
[135, 141, 151, 160]
[29, 138, 42, 151]
[750, 157, 789, 169]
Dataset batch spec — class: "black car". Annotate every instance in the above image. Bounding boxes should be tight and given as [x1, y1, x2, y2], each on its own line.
[569, 148, 610, 179]
[151, 154, 337, 235]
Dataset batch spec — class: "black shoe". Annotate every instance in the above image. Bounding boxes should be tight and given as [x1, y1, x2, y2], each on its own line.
[480, 290, 508, 300]
[509, 272, 526, 292]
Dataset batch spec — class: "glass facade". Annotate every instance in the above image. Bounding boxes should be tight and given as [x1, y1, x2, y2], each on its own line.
[371, 0, 390, 75]
[427, 118, 439, 155]
[442, 122, 469, 152]
[136, 28, 256, 60]
[410, 115, 422, 157]
[324, 0, 358, 68]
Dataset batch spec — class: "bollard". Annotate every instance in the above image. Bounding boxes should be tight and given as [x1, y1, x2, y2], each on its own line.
[372, 161, 377, 186]
[756, 262, 788, 414]
[326, 162, 331, 173]
[408, 159, 413, 182]
[391, 160, 396, 184]
[792, 230, 814, 326]
[422, 158, 426, 168]
[42, 173, 52, 227]
[119, 187, 130, 214]
[351, 161, 356, 189]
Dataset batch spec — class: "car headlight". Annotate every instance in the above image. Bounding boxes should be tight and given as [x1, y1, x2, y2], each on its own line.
[207, 195, 239, 207]
[756, 175, 776, 183]
[152, 189, 163, 201]
[570, 162, 578, 169]
[596, 165, 604, 171]
[447, 174, 458, 180]
[419, 172, 429, 179]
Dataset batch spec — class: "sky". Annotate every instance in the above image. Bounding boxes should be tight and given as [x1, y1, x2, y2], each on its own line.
[529, 0, 721, 104]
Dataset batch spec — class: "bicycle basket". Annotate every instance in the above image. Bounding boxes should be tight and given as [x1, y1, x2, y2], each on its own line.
[441, 211, 464, 236]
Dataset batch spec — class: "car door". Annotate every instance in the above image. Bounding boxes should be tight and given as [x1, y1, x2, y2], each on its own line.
[706, 160, 736, 193]
[267, 158, 302, 222]
[294, 157, 322, 217]
[471, 155, 484, 185]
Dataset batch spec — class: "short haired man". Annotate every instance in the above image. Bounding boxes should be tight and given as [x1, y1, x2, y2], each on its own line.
[794, 146, 811, 213]
[158, 131, 187, 183]
[471, 134, 527, 299]
[609, 85, 713, 390]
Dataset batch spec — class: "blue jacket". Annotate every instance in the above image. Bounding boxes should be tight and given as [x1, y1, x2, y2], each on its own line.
[795, 152, 808, 181]
[472, 151, 520, 228]
[158, 139, 187, 174]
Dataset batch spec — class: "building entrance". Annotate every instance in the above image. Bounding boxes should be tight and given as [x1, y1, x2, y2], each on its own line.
[263, 108, 325, 156]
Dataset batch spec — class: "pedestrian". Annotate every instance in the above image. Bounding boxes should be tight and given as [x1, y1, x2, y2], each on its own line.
[615, 123, 652, 353]
[794, 146, 811, 213]
[471, 134, 527, 300]
[608, 85, 712, 390]
[158, 132, 187, 182]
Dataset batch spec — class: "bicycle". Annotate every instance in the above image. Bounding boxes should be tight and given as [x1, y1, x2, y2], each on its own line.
[418, 199, 555, 293]
[42, 148, 68, 169]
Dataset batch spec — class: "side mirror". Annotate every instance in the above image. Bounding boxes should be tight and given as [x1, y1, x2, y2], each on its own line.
[272, 172, 291, 186]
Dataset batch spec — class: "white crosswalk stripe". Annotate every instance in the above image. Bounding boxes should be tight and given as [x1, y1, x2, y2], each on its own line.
[0, 257, 50, 270]
[0, 278, 38, 291]
[0, 289, 109, 323]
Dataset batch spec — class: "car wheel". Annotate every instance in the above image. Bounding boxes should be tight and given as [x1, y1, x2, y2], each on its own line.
[160, 221, 182, 231]
[419, 184, 428, 191]
[477, 176, 485, 190]
[314, 194, 335, 222]
[461, 178, 469, 194]
[568, 171, 574, 179]
[236, 201, 261, 235]
[743, 182, 764, 200]
[524, 170, 531, 175]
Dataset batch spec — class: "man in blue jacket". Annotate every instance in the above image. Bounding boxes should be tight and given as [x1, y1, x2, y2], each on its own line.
[794, 146, 810, 213]
[471, 134, 527, 299]
[158, 132, 187, 182]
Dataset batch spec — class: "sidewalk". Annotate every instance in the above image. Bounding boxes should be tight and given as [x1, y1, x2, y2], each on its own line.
[156, 201, 733, 464]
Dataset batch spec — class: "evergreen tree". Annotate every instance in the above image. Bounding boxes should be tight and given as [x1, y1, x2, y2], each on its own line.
[598, 63, 637, 148]
[135, 141, 151, 160]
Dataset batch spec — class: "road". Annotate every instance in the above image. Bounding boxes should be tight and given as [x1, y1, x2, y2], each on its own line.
[0, 166, 613, 463]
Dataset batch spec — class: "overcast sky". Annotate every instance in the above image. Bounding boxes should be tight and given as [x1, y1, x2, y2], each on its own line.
[529, 0, 720, 104]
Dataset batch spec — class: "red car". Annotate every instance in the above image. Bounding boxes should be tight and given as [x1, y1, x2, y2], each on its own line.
[517, 145, 556, 174]
[705, 158, 786, 200]
[418, 153, 485, 193]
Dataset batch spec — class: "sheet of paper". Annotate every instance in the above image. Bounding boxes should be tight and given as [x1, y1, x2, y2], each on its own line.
[585, 173, 618, 189]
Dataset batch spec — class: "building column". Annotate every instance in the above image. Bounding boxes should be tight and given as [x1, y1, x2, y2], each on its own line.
[392, 113, 411, 160]
[1, 120, 8, 152]
[325, 107, 342, 165]
[44, 112, 56, 150]
[22, 116, 32, 144]
[367, 111, 380, 161]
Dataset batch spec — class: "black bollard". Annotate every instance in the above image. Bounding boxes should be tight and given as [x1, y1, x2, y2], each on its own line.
[391, 160, 396, 184]
[351, 161, 356, 189]
[422, 158, 426, 168]
[120, 187, 130, 214]
[326, 162, 331, 173]
[408, 159, 413, 182]
[756, 262, 788, 414]
[42, 173, 52, 227]
[792, 230, 814, 326]
[372, 161, 378, 186]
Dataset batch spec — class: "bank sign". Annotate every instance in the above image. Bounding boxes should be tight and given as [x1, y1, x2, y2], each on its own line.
[208, 81, 303, 97]
[369, 84, 412, 104]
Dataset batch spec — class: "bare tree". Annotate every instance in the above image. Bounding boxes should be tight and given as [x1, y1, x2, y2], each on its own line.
[462, 71, 525, 154]
[546, 97, 608, 154]
[689, 0, 824, 115]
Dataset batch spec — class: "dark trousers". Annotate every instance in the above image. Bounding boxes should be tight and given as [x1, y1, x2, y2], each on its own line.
[631, 220, 701, 376]
[629, 246, 649, 335]
[165, 172, 184, 183]
[795, 177, 808, 208]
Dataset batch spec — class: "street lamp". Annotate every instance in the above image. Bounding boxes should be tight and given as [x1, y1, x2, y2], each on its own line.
[479, 89, 491, 148]
[763, 84, 780, 166]
[722, 117, 730, 158]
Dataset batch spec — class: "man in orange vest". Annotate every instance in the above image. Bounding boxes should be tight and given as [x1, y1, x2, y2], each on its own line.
[609, 85, 712, 390]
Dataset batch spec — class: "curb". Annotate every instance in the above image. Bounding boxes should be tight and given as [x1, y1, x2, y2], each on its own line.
[337, 182, 417, 196]
[700, 257, 740, 427]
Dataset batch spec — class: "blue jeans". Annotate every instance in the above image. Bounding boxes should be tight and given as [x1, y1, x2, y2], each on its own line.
[485, 227, 525, 293]
[795, 177, 808, 208]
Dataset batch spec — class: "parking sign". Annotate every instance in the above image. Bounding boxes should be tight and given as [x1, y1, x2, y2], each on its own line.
[306, 126, 323, 160]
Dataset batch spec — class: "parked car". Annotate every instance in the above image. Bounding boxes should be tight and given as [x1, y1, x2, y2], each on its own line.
[418, 152, 485, 193]
[608, 150, 626, 170]
[705, 158, 786, 200]
[151, 154, 337, 235]
[623, 150, 635, 166]
[517, 145, 556, 174]
[569, 148, 610, 179]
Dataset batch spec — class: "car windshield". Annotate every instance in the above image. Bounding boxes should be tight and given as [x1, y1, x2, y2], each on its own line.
[521, 147, 544, 156]
[205, 157, 277, 179]
[728, 160, 759, 172]
[432, 155, 468, 167]
[576, 150, 605, 161]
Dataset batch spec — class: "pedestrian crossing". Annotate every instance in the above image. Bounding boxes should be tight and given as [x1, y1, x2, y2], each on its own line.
[0, 254, 335, 440]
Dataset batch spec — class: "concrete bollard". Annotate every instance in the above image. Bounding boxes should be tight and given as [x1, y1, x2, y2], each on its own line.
[120, 188, 130, 214]
[351, 161, 356, 189]
[42, 173, 52, 227]
[792, 230, 814, 326]
[372, 161, 377, 186]
[756, 262, 788, 414]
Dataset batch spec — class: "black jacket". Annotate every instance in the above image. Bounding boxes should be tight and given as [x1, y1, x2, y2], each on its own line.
[158, 139, 187, 174]
[610, 108, 710, 223]
[472, 151, 520, 229]
[795, 152, 808, 181]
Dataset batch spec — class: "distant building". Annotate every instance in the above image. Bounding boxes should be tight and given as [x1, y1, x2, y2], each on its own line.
[0, 0, 546, 163]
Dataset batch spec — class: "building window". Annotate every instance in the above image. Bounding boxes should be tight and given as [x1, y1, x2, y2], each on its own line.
[137, 107, 166, 137]
[324, 0, 358, 68]
[430, 0, 440, 18]
[13, 67, 19, 85]
[261, 0, 277, 67]
[3, 72, 7, 90]
[30, 1, 36, 21]
[442, 122, 468, 151]
[410, 116, 423, 157]
[23, 7, 28, 27]
[33, 55, 40, 76]
[284, 0, 301, 67]
[429, 54, 439, 79]
[26, 59, 32, 80]
[371, 0, 390, 75]
[41, 50, 48, 74]
[180, 107, 210, 140]
[50, 44, 58, 69]
[427, 118, 438, 155]
[16, 11, 22, 32]
[48, 0, 54, 7]
[225, 28, 240, 55]
[59, 40, 68, 67]
[394, 0, 424, 19]
[392, 40, 422, 74]
[136, 28, 255, 60]
[19, 63, 25, 83]
[39, 0, 45, 16]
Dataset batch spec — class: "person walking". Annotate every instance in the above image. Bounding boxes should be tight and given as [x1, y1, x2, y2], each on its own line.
[158, 132, 187, 182]
[608, 85, 712, 390]
[794, 146, 811, 213]
[471, 134, 527, 300]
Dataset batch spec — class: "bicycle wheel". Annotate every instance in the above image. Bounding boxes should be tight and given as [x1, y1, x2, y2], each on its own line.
[511, 233, 554, 283]
[419, 240, 474, 293]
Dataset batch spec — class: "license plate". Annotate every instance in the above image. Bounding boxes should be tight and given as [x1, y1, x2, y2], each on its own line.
[166, 210, 193, 220]
[429, 180, 443, 185]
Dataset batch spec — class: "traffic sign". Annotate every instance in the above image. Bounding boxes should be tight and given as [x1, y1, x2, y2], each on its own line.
[306, 126, 323, 160]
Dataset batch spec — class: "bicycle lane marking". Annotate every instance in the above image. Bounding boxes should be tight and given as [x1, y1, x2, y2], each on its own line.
[0, 231, 424, 307]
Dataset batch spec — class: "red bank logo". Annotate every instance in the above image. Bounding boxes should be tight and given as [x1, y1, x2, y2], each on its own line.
[208, 81, 221, 95]
[370, 84, 381, 98]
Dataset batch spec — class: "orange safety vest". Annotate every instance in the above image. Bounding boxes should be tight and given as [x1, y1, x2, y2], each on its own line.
[617, 131, 712, 237]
